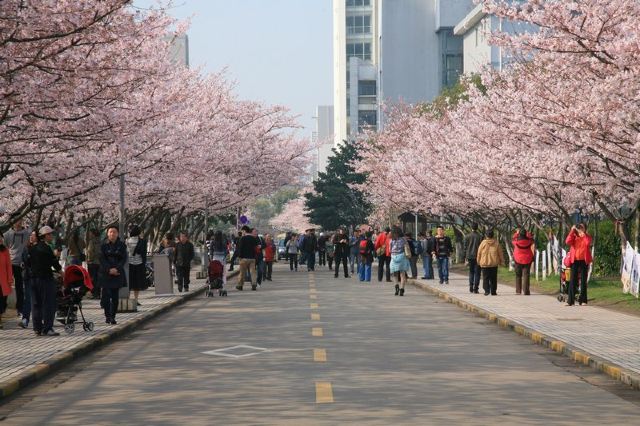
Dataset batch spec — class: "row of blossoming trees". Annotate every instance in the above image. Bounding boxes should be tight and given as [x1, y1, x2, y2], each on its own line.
[357, 0, 640, 262]
[0, 1, 309, 243]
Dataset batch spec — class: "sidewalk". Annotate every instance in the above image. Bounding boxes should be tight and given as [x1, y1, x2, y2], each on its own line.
[0, 271, 220, 400]
[411, 272, 640, 390]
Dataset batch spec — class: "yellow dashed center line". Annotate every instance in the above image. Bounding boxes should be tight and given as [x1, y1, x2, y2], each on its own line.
[310, 294, 317, 300]
[312, 327, 323, 337]
[314, 349, 327, 362]
[315, 382, 334, 403]
[311, 313, 320, 321]
[310, 303, 318, 309]
[309, 288, 317, 294]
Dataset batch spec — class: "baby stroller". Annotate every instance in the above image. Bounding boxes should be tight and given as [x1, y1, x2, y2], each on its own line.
[56, 265, 95, 334]
[557, 253, 582, 303]
[205, 259, 228, 297]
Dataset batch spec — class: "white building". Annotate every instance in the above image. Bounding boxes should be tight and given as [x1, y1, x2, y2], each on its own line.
[315, 105, 335, 178]
[333, 0, 474, 147]
[454, 4, 533, 74]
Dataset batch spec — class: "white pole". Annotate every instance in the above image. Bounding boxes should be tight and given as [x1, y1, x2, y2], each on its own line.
[542, 250, 547, 281]
[535, 249, 540, 281]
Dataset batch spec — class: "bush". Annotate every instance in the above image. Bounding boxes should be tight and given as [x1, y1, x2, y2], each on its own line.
[590, 220, 620, 277]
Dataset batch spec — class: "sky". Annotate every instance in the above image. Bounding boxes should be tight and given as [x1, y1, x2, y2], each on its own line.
[133, 0, 333, 136]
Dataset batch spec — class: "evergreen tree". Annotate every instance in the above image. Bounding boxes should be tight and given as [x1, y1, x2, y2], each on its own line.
[304, 140, 371, 230]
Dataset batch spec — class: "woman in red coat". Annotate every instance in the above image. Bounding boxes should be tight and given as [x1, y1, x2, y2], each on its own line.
[565, 223, 593, 306]
[0, 234, 15, 329]
[512, 228, 535, 295]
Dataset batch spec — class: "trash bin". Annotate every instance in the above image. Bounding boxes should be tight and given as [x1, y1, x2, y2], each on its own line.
[150, 253, 174, 295]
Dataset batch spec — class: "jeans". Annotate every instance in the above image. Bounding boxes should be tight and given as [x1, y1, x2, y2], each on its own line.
[88, 263, 101, 298]
[176, 265, 191, 291]
[422, 255, 434, 279]
[21, 276, 32, 320]
[468, 259, 481, 291]
[101, 287, 119, 320]
[409, 256, 418, 279]
[289, 254, 298, 271]
[306, 252, 316, 271]
[318, 250, 326, 266]
[482, 267, 498, 295]
[358, 261, 372, 282]
[569, 260, 588, 305]
[335, 255, 348, 277]
[238, 258, 257, 288]
[349, 253, 359, 274]
[437, 257, 449, 283]
[31, 277, 57, 333]
[377, 255, 391, 281]
[265, 261, 273, 279]
[12, 265, 24, 314]
[328, 256, 334, 270]
[256, 259, 265, 284]
[515, 262, 531, 295]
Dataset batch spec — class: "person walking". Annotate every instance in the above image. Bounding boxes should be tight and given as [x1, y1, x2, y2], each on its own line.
[358, 231, 375, 282]
[252, 229, 265, 286]
[18, 231, 38, 329]
[565, 223, 593, 306]
[389, 227, 411, 296]
[264, 234, 276, 281]
[303, 229, 318, 271]
[349, 229, 362, 275]
[421, 230, 435, 279]
[126, 225, 148, 306]
[174, 232, 194, 292]
[464, 223, 483, 293]
[0, 234, 14, 330]
[405, 233, 419, 279]
[326, 234, 335, 270]
[99, 226, 127, 325]
[30, 226, 62, 335]
[333, 229, 350, 278]
[66, 228, 85, 266]
[86, 229, 102, 299]
[286, 234, 299, 271]
[297, 230, 307, 266]
[375, 227, 392, 282]
[433, 226, 453, 285]
[477, 229, 505, 296]
[317, 233, 327, 267]
[512, 227, 535, 295]
[3, 219, 30, 322]
[235, 225, 259, 291]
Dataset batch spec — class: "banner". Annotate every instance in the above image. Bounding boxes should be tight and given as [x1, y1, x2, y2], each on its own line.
[621, 242, 635, 293]
[631, 252, 640, 298]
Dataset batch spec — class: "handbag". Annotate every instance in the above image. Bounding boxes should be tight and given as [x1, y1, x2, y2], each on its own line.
[404, 243, 412, 258]
[376, 245, 385, 257]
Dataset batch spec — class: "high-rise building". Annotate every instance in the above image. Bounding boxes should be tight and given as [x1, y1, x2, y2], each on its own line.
[333, 0, 474, 147]
[315, 105, 335, 178]
[167, 34, 189, 67]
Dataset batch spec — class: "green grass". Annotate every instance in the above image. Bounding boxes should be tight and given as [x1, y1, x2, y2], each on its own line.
[452, 264, 640, 317]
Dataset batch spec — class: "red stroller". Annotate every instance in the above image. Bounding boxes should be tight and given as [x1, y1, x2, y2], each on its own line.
[205, 259, 227, 297]
[56, 265, 95, 334]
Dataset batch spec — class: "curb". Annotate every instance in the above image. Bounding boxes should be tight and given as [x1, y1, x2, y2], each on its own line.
[0, 271, 239, 401]
[410, 280, 640, 391]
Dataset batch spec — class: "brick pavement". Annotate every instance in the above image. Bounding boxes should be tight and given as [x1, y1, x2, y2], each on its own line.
[0, 272, 213, 399]
[412, 271, 640, 388]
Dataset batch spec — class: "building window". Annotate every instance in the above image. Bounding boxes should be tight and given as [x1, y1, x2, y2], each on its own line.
[358, 80, 376, 96]
[440, 29, 463, 87]
[347, 42, 371, 61]
[358, 110, 377, 132]
[346, 0, 370, 7]
[346, 15, 371, 34]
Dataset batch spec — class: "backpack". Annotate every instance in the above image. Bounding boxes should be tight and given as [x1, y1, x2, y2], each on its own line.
[413, 239, 423, 256]
[359, 239, 369, 256]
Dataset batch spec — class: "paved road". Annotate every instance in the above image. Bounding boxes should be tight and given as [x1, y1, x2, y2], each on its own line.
[1, 264, 638, 425]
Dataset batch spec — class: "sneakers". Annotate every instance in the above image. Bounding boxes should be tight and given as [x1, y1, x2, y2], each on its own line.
[251, 286, 257, 291]
[42, 329, 60, 336]
[19, 318, 29, 329]
[445, 281, 449, 285]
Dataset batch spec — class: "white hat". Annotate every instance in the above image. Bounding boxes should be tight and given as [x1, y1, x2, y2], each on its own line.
[39, 225, 54, 236]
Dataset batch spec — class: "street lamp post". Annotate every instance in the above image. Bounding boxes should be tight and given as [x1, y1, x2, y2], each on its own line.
[117, 166, 135, 311]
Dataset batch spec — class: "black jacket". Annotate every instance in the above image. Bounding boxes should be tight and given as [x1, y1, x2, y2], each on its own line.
[464, 231, 482, 260]
[303, 234, 317, 253]
[174, 241, 195, 267]
[434, 235, 453, 257]
[29, 241, 61, 279]
[333, 234, 349, 258]
[99, 238, 128, 289]
[236, 235, 259, 259]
